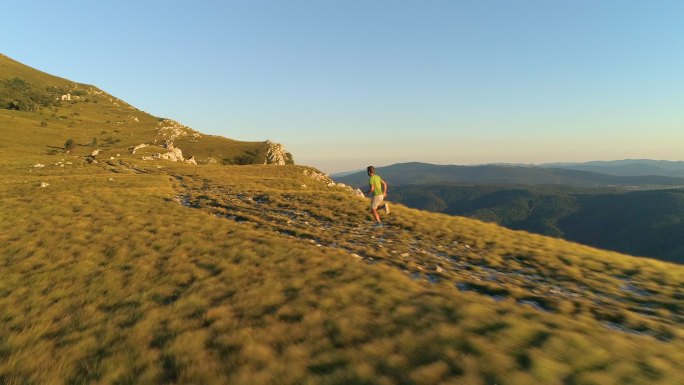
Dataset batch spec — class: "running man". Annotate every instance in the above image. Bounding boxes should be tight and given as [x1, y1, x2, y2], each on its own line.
[367, 166, 390, 226]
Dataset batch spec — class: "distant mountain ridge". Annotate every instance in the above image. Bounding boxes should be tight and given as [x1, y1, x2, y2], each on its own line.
[536, 159, 684, 178]
[335, 161, 684, 189]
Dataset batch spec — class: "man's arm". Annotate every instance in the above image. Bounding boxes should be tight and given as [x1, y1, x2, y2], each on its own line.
[382, 180, 388, 196]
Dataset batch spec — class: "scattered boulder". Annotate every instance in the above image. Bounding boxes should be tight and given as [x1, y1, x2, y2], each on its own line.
[303, 168, 331, 182]
[160, 143, 184, 162]
[91, 149, 100, 157]
[139, 144, 195, 164]
[40, 182, 49, 188]
[303, 168, 365, 198]
[156, 119, 198, 142]
[32, 163, 45, 168]
[131, 144, 148, 154]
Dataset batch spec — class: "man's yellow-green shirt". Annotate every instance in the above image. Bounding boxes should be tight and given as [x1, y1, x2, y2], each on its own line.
[369, 175, 383, 196]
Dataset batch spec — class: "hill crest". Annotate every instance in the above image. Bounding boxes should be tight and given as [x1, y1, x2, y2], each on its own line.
[0, 53, 293, 166]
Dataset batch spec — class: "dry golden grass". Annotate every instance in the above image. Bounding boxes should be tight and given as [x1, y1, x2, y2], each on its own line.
[1, 157, 683, 384]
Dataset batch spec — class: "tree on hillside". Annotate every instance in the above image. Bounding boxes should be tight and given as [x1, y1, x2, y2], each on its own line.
[64, 138, 76, 153]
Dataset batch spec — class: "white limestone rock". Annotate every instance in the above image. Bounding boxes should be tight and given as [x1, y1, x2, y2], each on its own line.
[131, 144, 148, 154]
[156, 119, 199, 142]
[263, 140, 293, 165]
[160, 144, 184, 162]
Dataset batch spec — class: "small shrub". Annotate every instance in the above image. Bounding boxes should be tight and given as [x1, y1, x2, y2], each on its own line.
[64, 138, 76, 153]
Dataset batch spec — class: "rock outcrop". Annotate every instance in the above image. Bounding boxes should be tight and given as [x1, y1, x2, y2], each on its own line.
[156, 119, 201, 144]
[159, 143, 184, 162]
[139, 143, 196, 165]
[131, 144, 148, 154]
[303, 168, 365, 198]
[263, 140, 294, 165]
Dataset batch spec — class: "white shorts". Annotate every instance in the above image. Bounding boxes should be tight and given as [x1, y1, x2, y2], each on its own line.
[370, 194, 384, 210]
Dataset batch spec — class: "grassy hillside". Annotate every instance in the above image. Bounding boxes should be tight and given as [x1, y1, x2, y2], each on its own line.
[391, 184, 684, 263]
[2, 55, 684, 384]
[0, 53, 289, 166]
[336, 162, 684, 188]
[3, 158, 684, 384]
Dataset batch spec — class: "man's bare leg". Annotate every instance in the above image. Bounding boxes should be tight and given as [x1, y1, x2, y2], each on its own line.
[371, 208, 381, 222]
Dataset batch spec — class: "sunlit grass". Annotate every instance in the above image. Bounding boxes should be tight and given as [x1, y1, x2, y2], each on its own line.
[2, 158, 682, 384]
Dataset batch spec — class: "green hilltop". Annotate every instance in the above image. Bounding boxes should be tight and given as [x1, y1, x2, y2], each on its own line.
[0, 53, 293, 166]
[1, 54, 684, 385]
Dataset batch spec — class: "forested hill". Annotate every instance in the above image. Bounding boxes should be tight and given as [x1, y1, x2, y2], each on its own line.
[391, 183, 684, 263]
[538, 159, 684, 178]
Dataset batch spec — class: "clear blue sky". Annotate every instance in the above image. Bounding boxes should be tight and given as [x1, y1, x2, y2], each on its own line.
[3, 1, 684, 173]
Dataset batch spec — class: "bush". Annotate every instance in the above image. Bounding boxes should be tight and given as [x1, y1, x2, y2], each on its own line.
[64, 138, 76, 153]
[1, 77, 57, 111]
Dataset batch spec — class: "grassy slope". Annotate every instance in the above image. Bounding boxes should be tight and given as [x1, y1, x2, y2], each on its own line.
[1, 55, 684, 384]
[2, 158, 684, 385]
[0, 54, 271, 166]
